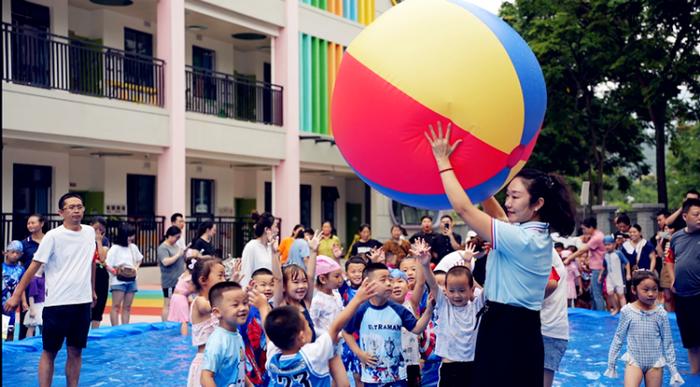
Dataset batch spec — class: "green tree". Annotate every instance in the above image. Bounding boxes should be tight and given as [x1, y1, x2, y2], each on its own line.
[667, 120, 700, 208]
[605, 0, 700, 207]
[500, 0, 649, 205]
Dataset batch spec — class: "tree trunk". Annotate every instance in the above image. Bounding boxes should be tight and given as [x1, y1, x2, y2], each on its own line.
[650, 103, 668, 207]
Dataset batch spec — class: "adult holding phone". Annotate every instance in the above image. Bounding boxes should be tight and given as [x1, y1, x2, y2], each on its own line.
[425, 122, 576, 386]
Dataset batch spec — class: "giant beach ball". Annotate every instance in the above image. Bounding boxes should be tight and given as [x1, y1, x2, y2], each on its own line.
[331, 0, 547, 210]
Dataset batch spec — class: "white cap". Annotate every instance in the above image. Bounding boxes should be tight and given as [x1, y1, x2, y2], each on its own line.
[467, 230, 477, 238]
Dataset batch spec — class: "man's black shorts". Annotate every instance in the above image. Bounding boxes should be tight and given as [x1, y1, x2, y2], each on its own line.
[675, 293, 700, 349]
[43, 303, 91, 353]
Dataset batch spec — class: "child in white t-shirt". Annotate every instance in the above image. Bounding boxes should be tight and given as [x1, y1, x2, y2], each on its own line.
[418, 243, 484, 387]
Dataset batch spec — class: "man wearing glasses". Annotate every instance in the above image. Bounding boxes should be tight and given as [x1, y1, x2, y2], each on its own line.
[5, 193, 96, 387]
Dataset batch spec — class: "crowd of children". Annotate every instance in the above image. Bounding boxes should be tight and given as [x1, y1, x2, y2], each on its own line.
[2, 204, 695, 387]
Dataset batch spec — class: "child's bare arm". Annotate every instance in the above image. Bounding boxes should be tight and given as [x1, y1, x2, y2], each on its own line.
[271, 245, 284, 307]
[304, 231, 323, 305]
[200, 370, 216, 387]
[410, 293, 435, 335]
[342, 331, 379, 367]
[413, 239, 438, 294]
[328, 279, 378, 344]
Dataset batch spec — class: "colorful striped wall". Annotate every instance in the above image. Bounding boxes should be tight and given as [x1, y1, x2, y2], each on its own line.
[299, 33, 345, 135]
[301, 0, 375, 25]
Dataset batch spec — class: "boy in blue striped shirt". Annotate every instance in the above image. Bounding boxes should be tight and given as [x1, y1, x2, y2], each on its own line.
[343, 263, 435, 387]
[265, 278, 379, 387]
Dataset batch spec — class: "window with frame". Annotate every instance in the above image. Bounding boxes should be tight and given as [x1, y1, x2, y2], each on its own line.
[123, 27, 153, 86]
[300, 184, 312, 228]
[191, 179, 214, 216]
[321, 186, 339, 227]
[192, 45, 216, 100]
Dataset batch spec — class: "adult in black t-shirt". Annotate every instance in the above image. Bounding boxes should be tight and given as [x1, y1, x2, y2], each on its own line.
[409, 215, 462, 264]
[350, 224, 383, 257]
[410, 216, 439, 263]
[190, 221, 217, 256]
[432, 215, 462, 261]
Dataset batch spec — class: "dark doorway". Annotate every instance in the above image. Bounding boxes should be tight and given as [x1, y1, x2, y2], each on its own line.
[321, 186, 339, 228]
[300, 184, 311, 228]
[11, 0, 51, 87]
[263, 62, 272, 123]
[123, 27, 153, 86]
[12, 163, 52, 240]
[264, 182, 272, 213]
[126, 174, 155, 216]
[192, 46, 216, 100]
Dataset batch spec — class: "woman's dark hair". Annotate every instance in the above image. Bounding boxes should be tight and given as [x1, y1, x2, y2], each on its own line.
[631, 270, 659, 289]
[582, 217, 597, 229]
[252, 212, 275, 238]
[114, 223, 136, 247]
[28, 214, 46, 224]
[89, 216, 106, 228]
[322, 221, 336, 236]
[358, 223, 371, 234]
[615, 213, 631, 226]
[513, 169, 575, 236]
[630, 224, 643, 235]
[195, 221, 215, 240]
[161, 225, 182, 244]
[191, 256, 222, 291]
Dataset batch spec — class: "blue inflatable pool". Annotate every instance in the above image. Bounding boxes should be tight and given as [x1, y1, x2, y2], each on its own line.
[3, 309, 700, 386]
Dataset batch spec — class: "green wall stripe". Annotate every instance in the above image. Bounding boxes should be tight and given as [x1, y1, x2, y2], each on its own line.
[304, 35, 312, 132]
[320, 41, 328, 135]
[312, 37, 321, 134]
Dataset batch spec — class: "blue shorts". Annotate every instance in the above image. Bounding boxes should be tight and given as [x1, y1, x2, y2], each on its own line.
[543, 336, 568, 372]
[110, 281, 138, 293]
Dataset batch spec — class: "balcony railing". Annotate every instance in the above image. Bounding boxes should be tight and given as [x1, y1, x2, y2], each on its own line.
[185, 216, 256, 258]
[2, 213, 165, 266]
[186, 65, 283, 126]
[0, 213, 263, 266]
[2, 22, 165, 106]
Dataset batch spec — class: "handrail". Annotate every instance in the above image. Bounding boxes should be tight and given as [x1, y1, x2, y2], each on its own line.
[2, 22, 165, 107]
[2, 22, 164, 64]
[186, 65, 282, 90]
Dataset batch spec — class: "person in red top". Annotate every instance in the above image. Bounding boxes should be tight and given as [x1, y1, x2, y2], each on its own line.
[566, 218, 606, 310]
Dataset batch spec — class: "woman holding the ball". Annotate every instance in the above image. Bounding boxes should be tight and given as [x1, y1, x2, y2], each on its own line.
[425, 122, 575, 387]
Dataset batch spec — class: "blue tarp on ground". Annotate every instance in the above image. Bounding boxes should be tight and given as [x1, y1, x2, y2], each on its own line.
[3, 310, 700, 386]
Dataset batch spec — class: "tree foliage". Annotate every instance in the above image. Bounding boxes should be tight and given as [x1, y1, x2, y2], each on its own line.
[500, 0, 700, 206]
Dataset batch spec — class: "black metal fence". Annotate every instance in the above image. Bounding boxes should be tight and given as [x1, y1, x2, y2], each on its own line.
[185, 216, 256, 258]
[1, 213, 165, 266]
[2, 22, 165, 106]
[185, 65, 283, 126]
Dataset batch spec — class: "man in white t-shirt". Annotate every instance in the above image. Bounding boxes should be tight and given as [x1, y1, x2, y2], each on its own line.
[540, 250, 569, 387]
[5, 193, 96, 387]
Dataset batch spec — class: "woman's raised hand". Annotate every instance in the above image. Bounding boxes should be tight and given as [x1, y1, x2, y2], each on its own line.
[424, 121, 462, 164]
